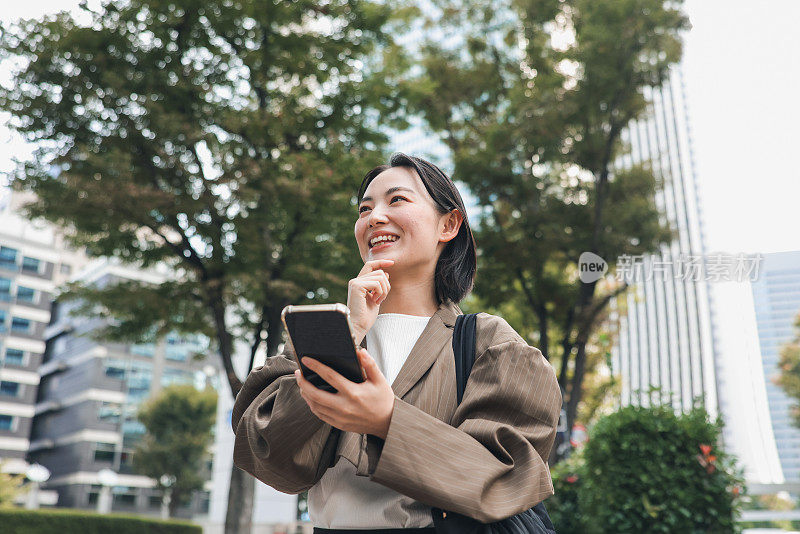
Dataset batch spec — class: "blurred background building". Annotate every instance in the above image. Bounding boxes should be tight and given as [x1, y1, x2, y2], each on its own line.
[608, 64, 785, 486]
[0, 187, 225, 517]
[751, 251, 800, 483]
[28, 255, 219, 517]
[0, 189, 89, 484]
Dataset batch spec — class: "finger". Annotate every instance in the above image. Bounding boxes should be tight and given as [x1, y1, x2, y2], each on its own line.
[295, 367, 337, 400]
[357, 272, 391, 302]
[303, 397, 336, 425]
[358, 280, 386, 302]
[367, 271, 391, 300]
[306, 399, 338, 423]
[358, 348, 384, 382]
[301, 357, 351, 399]
[299, 376, 340, 409]
[295, 369, 316, 396]
[358, 259, 395, 277]
[359, 269, 390, 282]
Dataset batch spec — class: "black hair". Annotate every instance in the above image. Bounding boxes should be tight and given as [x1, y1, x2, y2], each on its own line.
[357, 152, 477, 305]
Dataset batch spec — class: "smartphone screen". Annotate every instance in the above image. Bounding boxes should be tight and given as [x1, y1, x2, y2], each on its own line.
[282, 306, 364, 393]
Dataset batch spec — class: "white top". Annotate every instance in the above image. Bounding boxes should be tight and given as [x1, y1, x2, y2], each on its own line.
[308, 312, 434, 529]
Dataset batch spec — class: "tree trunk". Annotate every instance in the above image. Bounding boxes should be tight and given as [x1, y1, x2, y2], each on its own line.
[225, 466, 255, 534]
[566, 339, 589, 431]
[224, 306, 286, 533]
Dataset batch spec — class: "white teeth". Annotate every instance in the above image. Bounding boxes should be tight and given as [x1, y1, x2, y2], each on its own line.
[370, 235, 398, 247]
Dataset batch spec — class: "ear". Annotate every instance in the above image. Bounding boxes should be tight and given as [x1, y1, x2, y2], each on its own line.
[439, 209, 464, 243]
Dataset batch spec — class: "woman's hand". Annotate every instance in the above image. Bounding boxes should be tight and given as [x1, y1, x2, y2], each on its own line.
[347, 259, 393, 343]
[294, 347, 395, 439]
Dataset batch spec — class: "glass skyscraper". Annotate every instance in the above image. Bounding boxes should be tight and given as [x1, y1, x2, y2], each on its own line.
[609, 64, 784, 484]
[610, 64, 718, 415]
[751, 251, 800, 482]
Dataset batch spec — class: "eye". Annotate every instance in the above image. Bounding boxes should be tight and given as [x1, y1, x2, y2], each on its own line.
[358, 196, 406, 214]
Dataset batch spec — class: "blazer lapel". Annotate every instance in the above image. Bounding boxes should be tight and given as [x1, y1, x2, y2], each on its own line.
[389, 299, 462, 400]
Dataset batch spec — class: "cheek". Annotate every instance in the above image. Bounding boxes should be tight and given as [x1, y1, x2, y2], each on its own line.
[354, 219, 367, 244]
[401, 217, 438, 249]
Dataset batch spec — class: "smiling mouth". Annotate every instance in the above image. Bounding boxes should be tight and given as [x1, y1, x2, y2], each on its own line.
[369, 238, 399, 251]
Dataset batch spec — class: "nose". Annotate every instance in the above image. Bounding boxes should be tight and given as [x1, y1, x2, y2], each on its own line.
[367, 204, 389, 227]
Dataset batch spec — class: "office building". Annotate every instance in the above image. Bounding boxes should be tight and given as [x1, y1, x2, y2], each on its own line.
[751, 251, 800, 482]
[28, 255, 220, 517]
[608, 65, 783, 484]
[0, 188, 89, 479]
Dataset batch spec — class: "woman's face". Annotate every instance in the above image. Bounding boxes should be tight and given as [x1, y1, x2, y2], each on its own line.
[355, 167, 456, 273]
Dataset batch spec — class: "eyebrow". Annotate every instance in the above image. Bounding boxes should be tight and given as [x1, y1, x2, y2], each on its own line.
[360, 186, 415, 204]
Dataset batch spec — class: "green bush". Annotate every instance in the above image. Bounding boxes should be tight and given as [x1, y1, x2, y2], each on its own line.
[547, 449, 585, 534]
[548, 403, 746, 533]
[0, 508, 201, 534]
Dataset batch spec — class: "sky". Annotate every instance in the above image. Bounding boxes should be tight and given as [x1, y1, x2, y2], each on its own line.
[681, 0, 800, 255]
[1, 0, 798, 256]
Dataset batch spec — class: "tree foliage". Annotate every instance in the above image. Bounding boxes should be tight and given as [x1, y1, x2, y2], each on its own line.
[0, 1, 418, 529]
[400, 0, 687, 460]
[776, 312, 800, 427]
[133, 384, 217, 516]
[0, 461, 25, 508]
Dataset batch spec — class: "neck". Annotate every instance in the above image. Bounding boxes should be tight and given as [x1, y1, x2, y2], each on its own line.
[377, 270, 439, 317]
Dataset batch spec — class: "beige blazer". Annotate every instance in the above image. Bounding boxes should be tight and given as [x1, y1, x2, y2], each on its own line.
[231, 299, 562, 523]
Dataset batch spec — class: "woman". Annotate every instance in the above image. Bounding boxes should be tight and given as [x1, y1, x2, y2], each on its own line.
[232, 153, 562, 534]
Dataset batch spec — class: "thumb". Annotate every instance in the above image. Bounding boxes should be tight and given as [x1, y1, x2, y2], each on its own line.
[358, 348, 381, 382]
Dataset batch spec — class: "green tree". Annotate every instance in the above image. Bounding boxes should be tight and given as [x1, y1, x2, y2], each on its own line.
[399, 0, 686, 461]
[0, 461, 25, 508]
[776, 311, 800, 426]
[134, 384, 217, 517]
[0, 1, 418, 531]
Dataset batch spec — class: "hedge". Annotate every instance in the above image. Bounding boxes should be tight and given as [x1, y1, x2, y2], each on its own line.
[0, 508, 201, 534]
[547, 402, 747, 533]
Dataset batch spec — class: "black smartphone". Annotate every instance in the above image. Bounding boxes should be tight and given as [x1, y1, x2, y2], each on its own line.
[280, 303, 365, 393]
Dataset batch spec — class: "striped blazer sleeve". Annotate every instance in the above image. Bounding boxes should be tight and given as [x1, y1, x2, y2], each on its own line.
[231, 346, 340, 494]
[365, 340, 562, 523]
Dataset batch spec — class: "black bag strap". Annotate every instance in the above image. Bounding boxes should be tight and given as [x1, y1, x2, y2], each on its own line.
[452, 313, 479, 405]
[450, 312, 558, 534]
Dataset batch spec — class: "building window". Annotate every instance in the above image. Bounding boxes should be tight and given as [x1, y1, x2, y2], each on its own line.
[4, 348, 25, 366]
[104, 359, 126, 380]
[10, 317, 32, 333]
[0, 381, 21, 397]
[87, 484, 101, 505]
[165, 345, 188, 362]
[16, 286, 36, 303]
[0, 247, 17, 270]
[148, 494, 162, 509]
[122, 420, 146, 448]
[97, 401, 122, 424]
[0, 310, 5, 333]
[0, 414, 14, 431]
[161, 367, 194, 388]
[130, 343, 155, 357]
[60, 263, 72, 275]
[126, 362, 153, 401]
[21, 257, 40, 274]
[93, 442, 116, 462]
[198, 490, 211, 514]
[0, 278, 11, 301]
[112, 487, 137, 506]
[120, 448, 134, 468]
